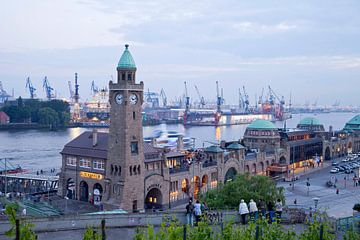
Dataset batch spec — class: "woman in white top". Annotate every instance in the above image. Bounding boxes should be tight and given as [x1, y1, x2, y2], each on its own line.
[248, 199, 258, 221]
[194, 200, 202, 226]
[239, 199, 249, 224]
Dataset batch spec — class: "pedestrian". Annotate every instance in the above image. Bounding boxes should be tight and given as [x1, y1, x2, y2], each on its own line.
[258, 199, 266, 219]
[239, 199, 249, 224]
[267, 201, 275, 224]
[36, 171, 39, 175]
[194, 200, 202, 226]
[294, 198, 297, 205]
[275, 199, 283, 223]
[185, 200, 194, 226]
[248, 199, 258, 222]
[336, 188, 339, 194]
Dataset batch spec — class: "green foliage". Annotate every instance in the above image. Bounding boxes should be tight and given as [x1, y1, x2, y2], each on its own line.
[83, 226, 102, 240]
[343, 227, 360, 240]
[1, 98, 70, 126]
[200, 173, 284, 209]
[4, 203, 37, 240]
[299, 216, 334, 240]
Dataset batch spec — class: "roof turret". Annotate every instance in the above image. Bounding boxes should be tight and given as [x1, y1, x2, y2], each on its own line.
[117, 44, 136, 70]
[247, 119, 277, 130]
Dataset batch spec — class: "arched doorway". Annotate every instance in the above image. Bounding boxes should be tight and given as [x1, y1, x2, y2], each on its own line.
[93, 183, 103, 206]
[145, 188, 163, 209]
[325, 147, 331, 160]
[192, 176, 201, 198]
[279, 156, 286, 165]
[202, 175, 208, 188]
[252, 163, 257, 175]
[66, 178, 75, 199]
[348, 142, 353, 153]
[79, 181, 89, 202]
[181, 179, 190, 194]
[225, 167, 237, 182]
[260, 162, 264, 173]
[245, 165, 250, 173]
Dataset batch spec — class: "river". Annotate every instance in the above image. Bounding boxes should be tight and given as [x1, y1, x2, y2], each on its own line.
[0, 112, 357, 172]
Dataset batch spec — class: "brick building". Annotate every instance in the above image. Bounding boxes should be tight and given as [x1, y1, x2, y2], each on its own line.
[58, 45, 360, 212]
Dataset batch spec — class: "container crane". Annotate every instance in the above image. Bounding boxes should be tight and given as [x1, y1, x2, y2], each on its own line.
[90, 81, 99, 96]
[160, 88, 167, 107]
[183, 81, 191, 125]
[42, 76, 54, 100]
[194, 85, 205, 108]
[242, 86, 250, 113]
[0, 81, 11, 103]
[25, 77, 36, 99]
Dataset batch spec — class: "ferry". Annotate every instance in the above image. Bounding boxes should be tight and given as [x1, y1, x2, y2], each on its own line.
[144, 129, 194, 149]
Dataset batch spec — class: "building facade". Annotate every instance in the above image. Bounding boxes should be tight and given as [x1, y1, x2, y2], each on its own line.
[58, 45, 360, 212]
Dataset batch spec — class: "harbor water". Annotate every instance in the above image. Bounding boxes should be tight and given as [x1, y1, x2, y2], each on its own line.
[0, 112, 357, 172]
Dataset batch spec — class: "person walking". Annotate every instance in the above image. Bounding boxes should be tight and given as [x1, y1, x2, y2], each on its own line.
[185, 200, 194, 226]
[248, 199, 258, 222]
[194, 200, 202, 226]
[258, 199, 266, 219]
[267, 200, 275, 224]
[239, 199, 249, 224]
[275, 199, 283, 223]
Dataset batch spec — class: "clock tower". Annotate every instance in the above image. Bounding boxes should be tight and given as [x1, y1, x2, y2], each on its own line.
[106, 44, 144, 212]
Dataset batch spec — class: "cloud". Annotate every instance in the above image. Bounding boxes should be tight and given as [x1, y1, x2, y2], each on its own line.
[232, 21, 297, 33]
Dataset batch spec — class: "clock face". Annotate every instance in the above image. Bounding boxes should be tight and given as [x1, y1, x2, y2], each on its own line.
[129, 93, 138, 105]
[115, 93, 123, 104]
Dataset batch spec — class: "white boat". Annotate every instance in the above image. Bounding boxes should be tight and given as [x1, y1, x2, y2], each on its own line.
[144, 127, 194, 149]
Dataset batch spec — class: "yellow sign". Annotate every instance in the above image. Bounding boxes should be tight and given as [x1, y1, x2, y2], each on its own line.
[80, 171, 103, 180]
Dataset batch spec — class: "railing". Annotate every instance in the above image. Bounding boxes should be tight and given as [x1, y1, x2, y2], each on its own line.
[202, 161, 217, 168]
[169, 165, 190, 174]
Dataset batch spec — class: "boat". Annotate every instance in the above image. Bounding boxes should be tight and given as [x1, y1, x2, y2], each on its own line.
[144, 127, 194, 149]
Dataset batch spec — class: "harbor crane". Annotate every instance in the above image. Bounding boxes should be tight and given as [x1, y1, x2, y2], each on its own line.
[216, 81, 222, 113]
[144, 89, 159, 108]
[160, 88, 167, 107]
[74, 73, 80, 103]
[268, 85, 286, 111]
[90, 81, 99, 96]
[238, 88, 245, 112]
[25, 77, 36, 99]
[42, 76, 54, 100]
[194, 85, 205, 108]
[183, 81, 190, 124]
[0, 81, 11, 103]
[242, 86, 250, 113]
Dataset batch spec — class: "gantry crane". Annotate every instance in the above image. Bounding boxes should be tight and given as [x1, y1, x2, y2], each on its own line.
[243, 86, 250, 113]
[25, 77, 36, 99]
[160, 88, 167, 107]
[183, 81, 190, 124]
[42, 76, 54, 100]
[194, 85, 205, 108]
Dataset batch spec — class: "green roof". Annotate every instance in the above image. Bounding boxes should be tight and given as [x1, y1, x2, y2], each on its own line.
[205, 145, 224, 153]
[226, 142, 245, 150]
[117, 44, 136, 69]
[247, 119, 277, 130]
[298, 117, 321, 126]
[343, 115, 360, 131]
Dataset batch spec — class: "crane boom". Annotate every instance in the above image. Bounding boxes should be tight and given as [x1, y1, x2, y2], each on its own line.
[160, 88, 167, 107]
[25, 77, 36, 99]
[42, 76, 54, 100]
[194, 85, 205, 108]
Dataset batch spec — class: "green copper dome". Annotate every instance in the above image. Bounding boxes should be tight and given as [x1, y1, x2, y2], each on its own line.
[299, 117, 321, 126]
[117, 44, 136, 69]
[205, 145, 224, 153]
[343, 115, 360, 131]
[247, 119, 277, 130]
[226, 142, 245, 150]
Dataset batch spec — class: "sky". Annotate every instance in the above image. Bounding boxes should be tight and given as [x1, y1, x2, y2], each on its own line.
[1, 0, 360, 106]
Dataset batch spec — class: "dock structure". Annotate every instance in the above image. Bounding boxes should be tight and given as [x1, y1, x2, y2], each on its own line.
[0, 173, 58, 195]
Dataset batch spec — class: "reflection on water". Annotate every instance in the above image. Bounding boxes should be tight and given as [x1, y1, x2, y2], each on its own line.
[0, 112, 357, 171]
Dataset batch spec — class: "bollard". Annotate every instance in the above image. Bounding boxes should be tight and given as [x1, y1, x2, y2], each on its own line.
[15, 219, 20, 240]
[101, 219, 106, 240]
[319, 224, 324, 240]
[183, 225, 187, 240]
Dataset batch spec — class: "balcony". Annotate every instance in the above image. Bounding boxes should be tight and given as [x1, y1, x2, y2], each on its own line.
[169, 165, 190, 174]
[202, 161, 217, 168]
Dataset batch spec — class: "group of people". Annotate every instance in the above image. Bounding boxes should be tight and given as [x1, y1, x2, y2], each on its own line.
[239, 198, 283, 224]
[185, 199, 206, 226]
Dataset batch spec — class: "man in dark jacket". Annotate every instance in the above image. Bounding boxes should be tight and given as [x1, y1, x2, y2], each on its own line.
[186, 200, 194, 226]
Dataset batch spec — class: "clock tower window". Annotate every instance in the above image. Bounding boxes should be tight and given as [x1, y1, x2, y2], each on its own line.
[131, 141, 138, 155]
[128, 73, 132, 81]
[122, 73, 126, 81]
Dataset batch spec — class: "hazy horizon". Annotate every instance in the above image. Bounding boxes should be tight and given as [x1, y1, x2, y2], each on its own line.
[1, 1, 360, 106]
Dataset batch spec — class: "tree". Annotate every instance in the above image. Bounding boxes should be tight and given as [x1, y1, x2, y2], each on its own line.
[5, 203, 37, 240]
[200, 173, 284, 209]
[38, 107, 59, 127]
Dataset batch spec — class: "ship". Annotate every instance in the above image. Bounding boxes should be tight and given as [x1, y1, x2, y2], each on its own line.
[83, 88, 110, 121]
